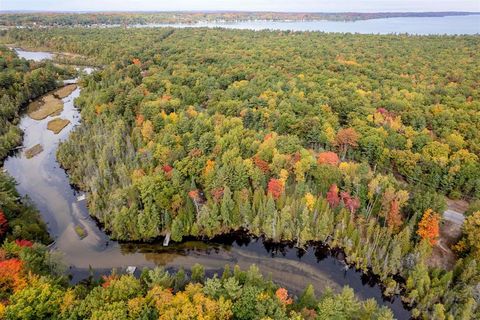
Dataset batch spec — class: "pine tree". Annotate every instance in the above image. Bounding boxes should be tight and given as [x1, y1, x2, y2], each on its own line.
[298, 284, 317, 310]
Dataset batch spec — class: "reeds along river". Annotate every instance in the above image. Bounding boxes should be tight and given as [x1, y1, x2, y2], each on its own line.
[3, 49, 410, 319]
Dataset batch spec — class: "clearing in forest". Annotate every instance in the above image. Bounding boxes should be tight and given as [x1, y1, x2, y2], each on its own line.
[428, 199, 467, 270]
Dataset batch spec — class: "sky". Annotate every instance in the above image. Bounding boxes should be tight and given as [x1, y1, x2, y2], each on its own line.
[1, 0, 480, 13]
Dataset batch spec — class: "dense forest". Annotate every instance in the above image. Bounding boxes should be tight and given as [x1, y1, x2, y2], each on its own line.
[1, 24, 480, 320]
[0, 11, 478, 26]
[2, 28, 479, 319]
[0, 45, 398, 320]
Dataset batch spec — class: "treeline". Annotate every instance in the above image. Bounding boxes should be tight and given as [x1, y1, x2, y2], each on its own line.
[0, 11, 478, 26]
[0, 46, 71, 244]
[0, 45, 395, 320]
[0, 241, 395, 320]
[4, 28, 480, 318]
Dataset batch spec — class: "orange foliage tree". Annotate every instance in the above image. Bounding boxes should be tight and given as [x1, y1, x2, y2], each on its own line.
[132, 58, 141, 66]
[254, 156, 270, 173]
[326, 184, 340, 208]
[268, 178, 284, 200]
[0, 258, 26, 297]
[417, 209, 440, 245]
[387, 199, 403, 232]
[101, 274, 119, 288]
[335, 128, 359, 159]
[188, 189, 201, 214]
[275, 287, 293, 305]
[317, 151, 340, 166]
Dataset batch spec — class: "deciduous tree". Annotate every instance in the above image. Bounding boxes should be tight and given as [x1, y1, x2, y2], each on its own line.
[417, 209, 440, 246]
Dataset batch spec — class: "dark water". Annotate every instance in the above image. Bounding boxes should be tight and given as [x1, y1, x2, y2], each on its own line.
[4, 49, 410, 319]
[137, 15, 480, 35]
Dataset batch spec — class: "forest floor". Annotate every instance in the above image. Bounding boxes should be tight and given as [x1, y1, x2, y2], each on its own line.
[428, 199, 467, 270]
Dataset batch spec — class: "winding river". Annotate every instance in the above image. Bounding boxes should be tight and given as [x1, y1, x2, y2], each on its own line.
[4, 49, 410, 318]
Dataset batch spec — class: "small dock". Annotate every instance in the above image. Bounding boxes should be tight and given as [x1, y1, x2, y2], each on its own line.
[163, 232, 171, 246]
[126, 266, 136, 275]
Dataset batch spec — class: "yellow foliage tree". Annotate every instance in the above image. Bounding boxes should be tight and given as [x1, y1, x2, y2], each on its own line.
[304, 193, 316, 212]
[141, 120, 154, 140]
[150, 284, 233, 320]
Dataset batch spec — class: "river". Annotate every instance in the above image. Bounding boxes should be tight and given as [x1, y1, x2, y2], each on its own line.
[3, 49, 410, 318]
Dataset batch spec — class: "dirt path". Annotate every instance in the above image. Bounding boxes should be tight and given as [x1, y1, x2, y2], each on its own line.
[428, 199, 466, 270]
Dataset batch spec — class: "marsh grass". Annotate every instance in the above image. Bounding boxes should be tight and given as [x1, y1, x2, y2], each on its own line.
[47, 118, 70, 134]
[25, 144, 43, 159]
[27, 84, 77, 120]
[74, 225, 87, 239]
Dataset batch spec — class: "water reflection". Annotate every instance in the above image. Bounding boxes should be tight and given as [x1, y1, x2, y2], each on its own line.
[13, 48, 54, 61]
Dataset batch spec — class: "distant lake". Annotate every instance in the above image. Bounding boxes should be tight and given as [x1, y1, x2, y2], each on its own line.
[13, 48, 53, 61]
[139, 15, 480, 35]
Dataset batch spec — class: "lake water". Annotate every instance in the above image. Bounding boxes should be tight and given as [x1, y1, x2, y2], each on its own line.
[138, 14, 480, 35]
[6, 48, 411, 319]
[13, 48, 53, 61]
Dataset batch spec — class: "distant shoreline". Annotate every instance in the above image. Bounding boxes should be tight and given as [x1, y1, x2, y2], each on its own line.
[1, 11, 479, 26]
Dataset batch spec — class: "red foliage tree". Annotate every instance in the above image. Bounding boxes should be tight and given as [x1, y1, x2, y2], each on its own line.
[326, 184, 340, 208]
[387, 199, 403, 231]
[253, 156, 270, 173]
[162, 164, 173, 173]
[15, 239, 33, 248]
[0, 210, 8, 236]
[268, 178, 284, 200]
[341, 192, 360, 214]
[317, 151, 340, 166]
[211, 187, 224, 203]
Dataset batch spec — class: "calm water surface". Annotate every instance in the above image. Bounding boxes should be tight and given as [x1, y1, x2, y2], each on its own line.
[4, 48, 411, 319]
[13, 48, 53, 61]
[138, 15, 480, 35]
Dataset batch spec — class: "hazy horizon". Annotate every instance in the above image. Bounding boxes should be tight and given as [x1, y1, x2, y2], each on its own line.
[2, 0, 480, 13]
